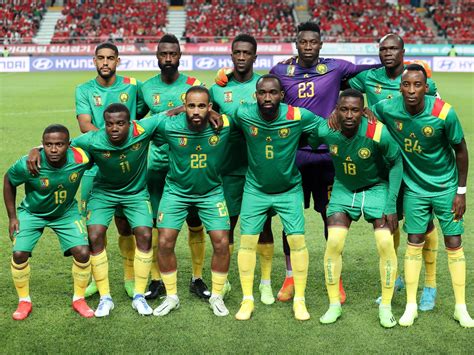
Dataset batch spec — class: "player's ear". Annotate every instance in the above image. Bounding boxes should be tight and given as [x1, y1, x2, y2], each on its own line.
[253, 54, 258, 63]
[208, 102, 213, 112]
[116, 57, 121, 65]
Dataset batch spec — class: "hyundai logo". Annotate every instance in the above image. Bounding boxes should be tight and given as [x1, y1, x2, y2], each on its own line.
[195, 57, 216, 70]
[357, 58, 379, 65]
[32, 58, 54, 70]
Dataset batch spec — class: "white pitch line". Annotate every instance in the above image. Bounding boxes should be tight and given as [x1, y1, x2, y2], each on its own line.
[1, 109, 75, 117]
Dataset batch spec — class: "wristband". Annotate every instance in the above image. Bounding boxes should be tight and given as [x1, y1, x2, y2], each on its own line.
[457, 186, 467, 195]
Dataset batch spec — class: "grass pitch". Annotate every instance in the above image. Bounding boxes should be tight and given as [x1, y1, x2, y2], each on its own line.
[0, 71, 473, 353]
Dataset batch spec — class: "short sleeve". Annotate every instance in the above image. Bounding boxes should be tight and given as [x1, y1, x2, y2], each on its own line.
[370, 101, 386, 124]
[7, 157, 29, 187]
[348, 70, 369, 93]
[300, 108, 323, 134]
[136, 80, 150, 117]
[152, 114, 168, 146]
[427, 78, 438, 97]
[75, 86, 92, 116]
[71, 131, 93, 151]
[378, 127, 400, 162]
[444, 107, 464, 145]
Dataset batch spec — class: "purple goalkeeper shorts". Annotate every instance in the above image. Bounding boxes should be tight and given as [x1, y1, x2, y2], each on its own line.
[295, 148, 335, 213]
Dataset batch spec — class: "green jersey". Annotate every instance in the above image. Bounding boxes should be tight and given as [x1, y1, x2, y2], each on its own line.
[234, 103, 322, 194]
[372, 96, 464, 196]
[348, 66, 437, 106]
[209, 73, 260, 176]
[153, 112, 231, 198]
[72, 117, 162, 196]
[7, 148, 92, 218]
[138, 73, 202, 172]
[309, 119, 402, 213]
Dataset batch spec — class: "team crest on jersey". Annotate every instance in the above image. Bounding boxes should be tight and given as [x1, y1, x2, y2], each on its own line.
[266, 136, 272, 142]
[394, 120, 403, 131]
[208, 135, 220, 146]
[153, 94, 161, 105]
[196, 145, 202, 151]
[279, 127, 290, 138]
[180, 93, 186, 103]
[252, 92, 257, 101]
[422, 125, 434, 137]
[39, 177, 49, 188]
[250, 126, 258, 136]
[131, 142, 142, 151]
[167, 101, 174, 107]
[102, 151, 111, 158]
[224, 91, 233, 103]
[329, 145, 338, 156]
[287, 65, 295, 77]
[179, 137, 187, 147]
[316, 64, 327, 74]
[93, 94, 102, 107]
[358, 148, 371, 159]
[120, 93, 129, 103]
[375, 84, 382, 95]
[69, 172, 79, 183]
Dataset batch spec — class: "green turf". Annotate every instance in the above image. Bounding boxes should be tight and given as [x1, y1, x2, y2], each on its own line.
[0, 71, 473, 353]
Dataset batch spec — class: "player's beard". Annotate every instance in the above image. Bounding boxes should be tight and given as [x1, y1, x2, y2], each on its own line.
[258, 102, 278, 119]
[159, 63, 179, 77]
[97, 67, 116, 80]
[187, 113, 209, 132]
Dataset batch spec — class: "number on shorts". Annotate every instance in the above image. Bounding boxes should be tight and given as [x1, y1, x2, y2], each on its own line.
[342, 162, 357, 175]
[190, 154, 207, 168]
[216, 202, 228, 217]
[265, 145, 274, 159]
[74, 220, 86, 234]
[54, 190, 67, 204]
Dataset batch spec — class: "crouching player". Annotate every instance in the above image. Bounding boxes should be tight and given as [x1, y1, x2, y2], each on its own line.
[310, 89, 402, 328]
[153, 86, 231, 317]
[4, 125, 94, 320]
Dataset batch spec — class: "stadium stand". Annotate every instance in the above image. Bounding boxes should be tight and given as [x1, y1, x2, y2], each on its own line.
[1, 1, 47, 44]
[184, 0, 296, 43]
[428, 0, 473, 44]
[308, 0, 435, 43]
[51, 0, 168, 44]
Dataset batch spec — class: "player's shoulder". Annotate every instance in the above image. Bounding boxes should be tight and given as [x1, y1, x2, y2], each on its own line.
[69, 146, 90, 165]
[236, 102, 256, 116]
[142, 73, 160, 87]
[429, 96, 454, 120]
[284, 104, 312, 121]
[120, 75, 139, 86]
[182, 74, 202, 87]
[76, 78, 96, 91]
[361, 118, 386, 143]
[270, 62, 290, 76]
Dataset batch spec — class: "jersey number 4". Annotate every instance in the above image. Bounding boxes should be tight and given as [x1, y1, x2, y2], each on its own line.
[404, 138, 422, 154]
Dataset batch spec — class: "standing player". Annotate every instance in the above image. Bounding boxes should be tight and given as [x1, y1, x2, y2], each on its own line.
[210, 34, 275, 305]
[270, 21, 381, 302]
[138, 34, 210, 300]
[371, 65, 473, 328]
[348, 34, 440, 309]
[75, 42, 143, 298]
[234, 75, 322, 321]
[4, 125, 93, 320]
[309, 89, 402, 328]
[152, 87, 231, 317]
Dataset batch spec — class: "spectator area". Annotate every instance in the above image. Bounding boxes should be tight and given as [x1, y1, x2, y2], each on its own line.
[1, 1, 47, 44]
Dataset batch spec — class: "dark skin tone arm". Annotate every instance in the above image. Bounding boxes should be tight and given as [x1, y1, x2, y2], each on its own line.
[3, 174, 19, 241]
[77, 114, 99, 133]
[452, 138, 468, 221]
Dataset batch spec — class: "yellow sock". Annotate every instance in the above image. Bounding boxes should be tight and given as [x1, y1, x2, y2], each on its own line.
[375, 229, 397, 306]
[447, 247, 466, 305]
[188, 225, 205, 279]
[91, 250, 110, 296]
[11, 259, 30, 299]
[72, 258, 91, 298]
[238, 234, 258, 298]
[287, 234, 309, 300]
[423, 228, 438, 288]
[211, 270, 228, 296]
[134, 249, 153, 295]
[118, 235, 135, 281]
[257, 243, 274, 282]
[229, 243, 234, 256]
[162, 270, 178, 296]
[393, 227, 400, 255]
[404, 243, 423, 304]
[150, 228, 161, 280]
[324, 227, 347, 304]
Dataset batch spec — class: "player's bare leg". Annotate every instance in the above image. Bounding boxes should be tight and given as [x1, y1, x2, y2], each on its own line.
[11, 251, 32, 320]
[258, 216, 275, 305]
[69, 245, 94, 318]
[131, 226, 153, 316]
[186, 214, 210, 299]
[154, 228, 180, 316]
[208, 230, 230, 316]
[88, 225, 114, 317]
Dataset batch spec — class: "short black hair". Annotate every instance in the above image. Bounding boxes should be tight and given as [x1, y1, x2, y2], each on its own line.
[379, 33, 405, 49]
[43, 124, 70, 140]
[95, 42, 119, 56]
[232, 34, 257, 54]
[404, 63, 427, 83]
[338, 89, 364, 105]
[157, 34, 181, 52]
[185, 86, 210, 102]
[103, 103, 131, 121]
[297, 21, 321, 35]
[256, 74, 283, 91]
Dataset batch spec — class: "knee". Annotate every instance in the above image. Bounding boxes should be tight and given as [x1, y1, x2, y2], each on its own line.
[72, 246, 90, 263]
[213, 234, 229, 254]
[287, 234, 306, 251]
[407, 234, 425, 245]
[12, 251, 29, 265]
[445, 236, 462, 249]
[326, 235, 343, 254]
[135, 227, 152, 251]
[375, 234, 394, 256]
[158, 234, 174, 252]
[240, 234, 258, 251]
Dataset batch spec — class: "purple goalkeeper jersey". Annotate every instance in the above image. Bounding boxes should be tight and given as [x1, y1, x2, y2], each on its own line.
[270, 57, 381, 151]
